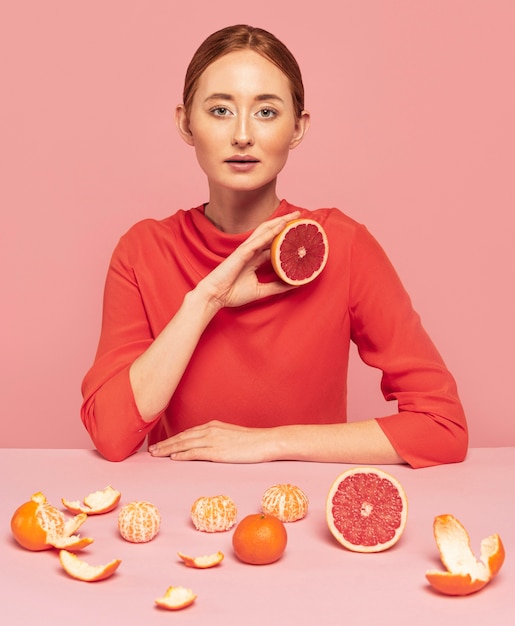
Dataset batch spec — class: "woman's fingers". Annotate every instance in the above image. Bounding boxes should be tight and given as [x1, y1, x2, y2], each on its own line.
[148, 421, 269, 462]
[244, 210, 300, 249]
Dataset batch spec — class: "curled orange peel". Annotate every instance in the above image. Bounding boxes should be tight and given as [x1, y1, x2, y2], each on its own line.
[61, 485, 121, 515]
[59, 550, 121, 582]
[425, 514, 505, 595]
[11, 492, 92, 551]
[178, 550, 224, 569]
[155, 586, 197, 610]
[48, 512, 93, 550]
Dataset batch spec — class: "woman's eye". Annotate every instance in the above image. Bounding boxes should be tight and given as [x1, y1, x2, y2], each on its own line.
[211, 107, 232, 117]
[257, 108, 276, 119]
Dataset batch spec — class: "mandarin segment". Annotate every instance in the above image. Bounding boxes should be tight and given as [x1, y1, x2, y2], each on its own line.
[326, 467, 408, 553]
[425, 514, 505, 595]
[190, 495, 237, 532]
[261, 483, 309, 522]
[118, 501, 161, 543]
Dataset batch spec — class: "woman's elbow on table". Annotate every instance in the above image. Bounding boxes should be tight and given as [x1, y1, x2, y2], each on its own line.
[81, 407, 144, 462]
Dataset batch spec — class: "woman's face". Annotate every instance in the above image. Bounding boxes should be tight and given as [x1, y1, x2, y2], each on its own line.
[177, 49, 309, 195]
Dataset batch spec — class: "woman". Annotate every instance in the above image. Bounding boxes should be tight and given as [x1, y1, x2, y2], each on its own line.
[81, 24, 468, 467]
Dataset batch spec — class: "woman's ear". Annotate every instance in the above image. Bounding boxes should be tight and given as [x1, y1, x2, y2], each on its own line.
[290, 110, 311, 150]
[175, 104, 195, 146]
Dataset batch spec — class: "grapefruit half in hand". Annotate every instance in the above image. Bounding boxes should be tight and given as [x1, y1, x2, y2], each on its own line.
[326, 467, 408, 552]
[425, 514, 505, 595]
[271, 218, 328, 286]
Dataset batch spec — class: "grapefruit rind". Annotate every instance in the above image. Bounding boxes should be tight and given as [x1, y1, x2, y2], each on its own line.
[270, 218, 329, 286]
[155, 586, 197, 610]
[178, 551, 224, 569]
[59, 549, 121, 582]
[425, 514, 505, 595]
[326, 467, 408, 553]
[61, 485, 121, 515]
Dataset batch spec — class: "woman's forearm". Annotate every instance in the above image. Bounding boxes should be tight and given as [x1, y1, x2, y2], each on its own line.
[269, 420, 405, 464]
[129, 288, 219, 422]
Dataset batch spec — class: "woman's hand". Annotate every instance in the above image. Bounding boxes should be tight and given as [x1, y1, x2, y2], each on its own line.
[148, 420, 405, 465]
[148, 420, 274, 463]
[195, 210, 301, 311]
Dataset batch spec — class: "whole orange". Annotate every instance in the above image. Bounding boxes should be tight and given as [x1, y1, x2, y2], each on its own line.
[232, 513, 287, 565]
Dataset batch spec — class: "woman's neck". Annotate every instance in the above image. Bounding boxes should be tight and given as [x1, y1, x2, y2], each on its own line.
[204, 186, 281, 234]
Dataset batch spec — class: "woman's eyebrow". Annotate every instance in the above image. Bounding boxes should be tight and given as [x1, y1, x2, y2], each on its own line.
[255, 94, 284, 103]
[203, 93, 285, 103]
[204, 93, 233, 103]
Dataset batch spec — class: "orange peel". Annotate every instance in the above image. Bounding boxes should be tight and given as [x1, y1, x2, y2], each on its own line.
[425, 514, 505, 595]
[11, 492, 92, 551]
[155, 586, 197, 610]
[59, 550, 121, 582]
[178, 550, 224, 569]
[61, 485, 121, 515]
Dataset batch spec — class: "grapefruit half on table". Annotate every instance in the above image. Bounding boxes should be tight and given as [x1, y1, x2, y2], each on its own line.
[326, 467, 408, 553]
[271, 218, 328, 286]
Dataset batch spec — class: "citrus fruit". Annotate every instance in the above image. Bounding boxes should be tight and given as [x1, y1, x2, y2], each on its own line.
[326, 467, 408, 553]
[425, 514, 505, 595]
[232, 513, 287, 565]
[155, 586, 197, 610]
[261, 483, 309, 522]
[59, 550, 121, 582]
[50, 534, 95, 551]
[62, 485, 121, 515]
[118, 501, 161, 543]
[270, 218, 328, 286]
[178, 551, 224, 569]
[11, 492, 91, 551]
[190, 495, 237, 532]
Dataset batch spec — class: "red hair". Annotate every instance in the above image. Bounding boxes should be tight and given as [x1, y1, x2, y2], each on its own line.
[182, 25, 305, 118]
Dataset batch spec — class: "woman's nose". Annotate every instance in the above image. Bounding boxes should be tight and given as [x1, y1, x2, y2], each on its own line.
[231, 117, 254, 146]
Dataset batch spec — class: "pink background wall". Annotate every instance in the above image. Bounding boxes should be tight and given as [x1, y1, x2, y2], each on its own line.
[1, 1, 514, 450]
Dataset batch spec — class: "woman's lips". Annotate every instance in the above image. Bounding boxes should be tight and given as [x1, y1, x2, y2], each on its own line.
[225, 155, 259, 171]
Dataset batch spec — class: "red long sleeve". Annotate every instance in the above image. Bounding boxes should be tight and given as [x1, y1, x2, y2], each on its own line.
[81, 200, 467, 466]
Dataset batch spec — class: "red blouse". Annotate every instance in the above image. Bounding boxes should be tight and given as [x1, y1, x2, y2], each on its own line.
[81, 200, 468, 467]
